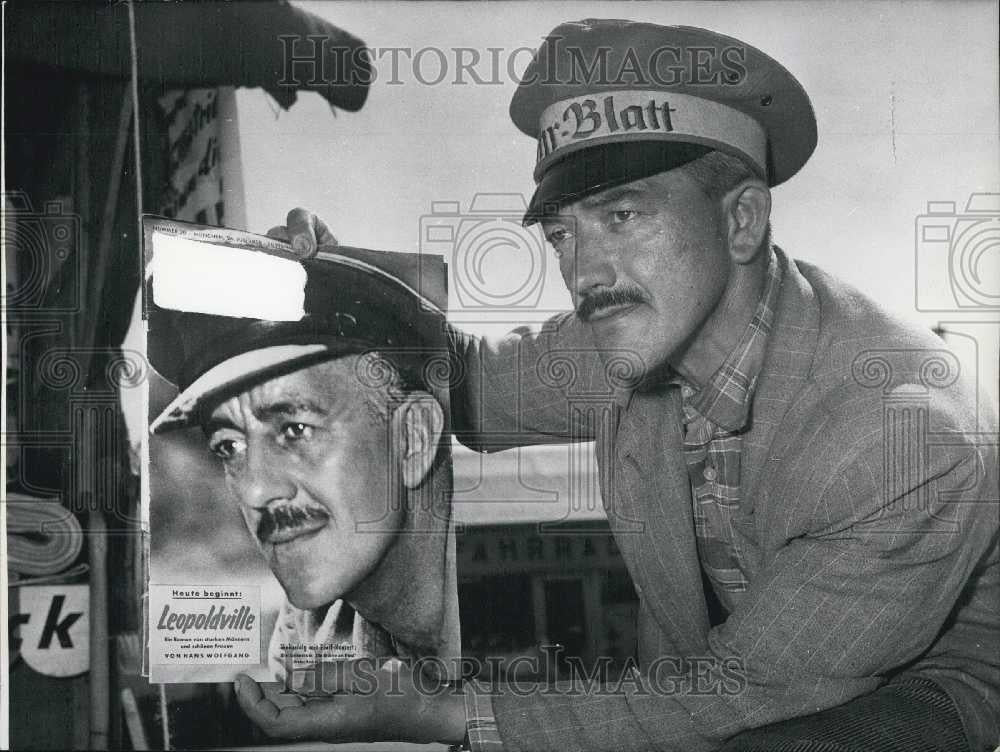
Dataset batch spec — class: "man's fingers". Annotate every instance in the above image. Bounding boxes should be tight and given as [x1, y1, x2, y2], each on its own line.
[236, 673, 371, 741]
[292, 658, 382, 698]
[266, 225, 291, 242]
[286, 207, 317, 258]
[236, 676, 320, 739]
[311, 215, 337, 247]
[235, 675, 281, 725]
[284, 208, 338, 259]
[263, 681, 306, 711]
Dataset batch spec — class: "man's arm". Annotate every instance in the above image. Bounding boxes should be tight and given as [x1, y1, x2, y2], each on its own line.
[471, 420, 997, 751]
[277, 207, 620, 451]
[449, 314, 629, 452]
[236, 416, 994, 750]
[236, 659, 467, 745]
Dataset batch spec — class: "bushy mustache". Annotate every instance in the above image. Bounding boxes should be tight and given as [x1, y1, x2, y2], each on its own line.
[576, 285, 646, 322]
[257, 505, 329, 543]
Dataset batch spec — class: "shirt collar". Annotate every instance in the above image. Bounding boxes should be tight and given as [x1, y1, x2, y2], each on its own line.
[673, 248, 783, 432]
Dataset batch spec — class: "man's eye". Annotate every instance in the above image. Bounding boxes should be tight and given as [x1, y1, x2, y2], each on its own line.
[544, 228, 572, 257]
[282, 423, 313, 441]
[611, 209, 638, 224]
[545, 227, 571, 244]
[209, 437, 246, 460]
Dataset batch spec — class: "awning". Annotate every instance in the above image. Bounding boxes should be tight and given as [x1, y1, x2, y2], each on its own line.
[6, 0, 371, 111]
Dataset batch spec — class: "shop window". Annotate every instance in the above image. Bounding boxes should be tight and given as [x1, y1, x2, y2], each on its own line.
[459, 575, 538, 681]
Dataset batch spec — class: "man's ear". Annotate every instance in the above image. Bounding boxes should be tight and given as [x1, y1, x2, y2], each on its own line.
[391, 392, 445, 489]
[723, 180, 771, 264]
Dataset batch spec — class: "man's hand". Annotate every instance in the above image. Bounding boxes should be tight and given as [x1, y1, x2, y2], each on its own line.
[234, 658, 467, 745]
[268, 208, 338, 259]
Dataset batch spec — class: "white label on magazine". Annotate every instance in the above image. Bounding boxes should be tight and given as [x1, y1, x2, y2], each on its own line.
[149, 585, 261, 666]
[149, 231, 307, 320]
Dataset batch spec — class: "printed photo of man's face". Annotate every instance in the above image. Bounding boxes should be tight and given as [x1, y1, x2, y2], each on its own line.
[201, 353, 439, 610]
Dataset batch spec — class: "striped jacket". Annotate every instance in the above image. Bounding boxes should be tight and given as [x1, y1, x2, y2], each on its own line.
[452, 247, 999, 751]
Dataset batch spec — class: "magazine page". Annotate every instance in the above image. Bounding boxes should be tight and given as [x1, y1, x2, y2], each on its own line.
[141, 216, 458, 685]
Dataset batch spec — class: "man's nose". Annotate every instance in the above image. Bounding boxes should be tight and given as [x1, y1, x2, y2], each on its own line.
[233, 440, 296, 509]
[565, 224, 616, 300]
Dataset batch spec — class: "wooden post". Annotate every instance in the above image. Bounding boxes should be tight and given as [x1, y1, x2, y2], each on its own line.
[89, 509, 109, 749]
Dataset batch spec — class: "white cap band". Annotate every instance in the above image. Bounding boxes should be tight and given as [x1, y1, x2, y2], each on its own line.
[535, 89, 767, 179]
[150, 344, 331, 433]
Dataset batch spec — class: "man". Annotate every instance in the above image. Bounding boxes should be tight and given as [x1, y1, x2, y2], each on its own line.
[148, 239, 460, 685]
[237, 20, 999, 752]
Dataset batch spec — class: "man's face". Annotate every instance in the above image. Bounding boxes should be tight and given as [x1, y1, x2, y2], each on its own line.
[204, 357, 404, 609]
[542, 167, 731, 376]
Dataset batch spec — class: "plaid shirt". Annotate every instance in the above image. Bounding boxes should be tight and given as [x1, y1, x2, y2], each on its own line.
[672, 249, 781, 614]
[463, 686, 505, 751]
[463, 250, 783, 751]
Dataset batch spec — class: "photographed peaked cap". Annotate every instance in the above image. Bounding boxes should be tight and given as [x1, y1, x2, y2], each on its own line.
[510, 19, 817, 221]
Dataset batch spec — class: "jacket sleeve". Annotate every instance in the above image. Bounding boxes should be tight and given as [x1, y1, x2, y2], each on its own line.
[449, 313, 633, 452]
[485, 410, 998, 751]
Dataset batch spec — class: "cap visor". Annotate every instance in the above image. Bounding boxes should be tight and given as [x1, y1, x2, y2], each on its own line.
[524, 141, 713, 225]
[150, 344, 334, 433]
